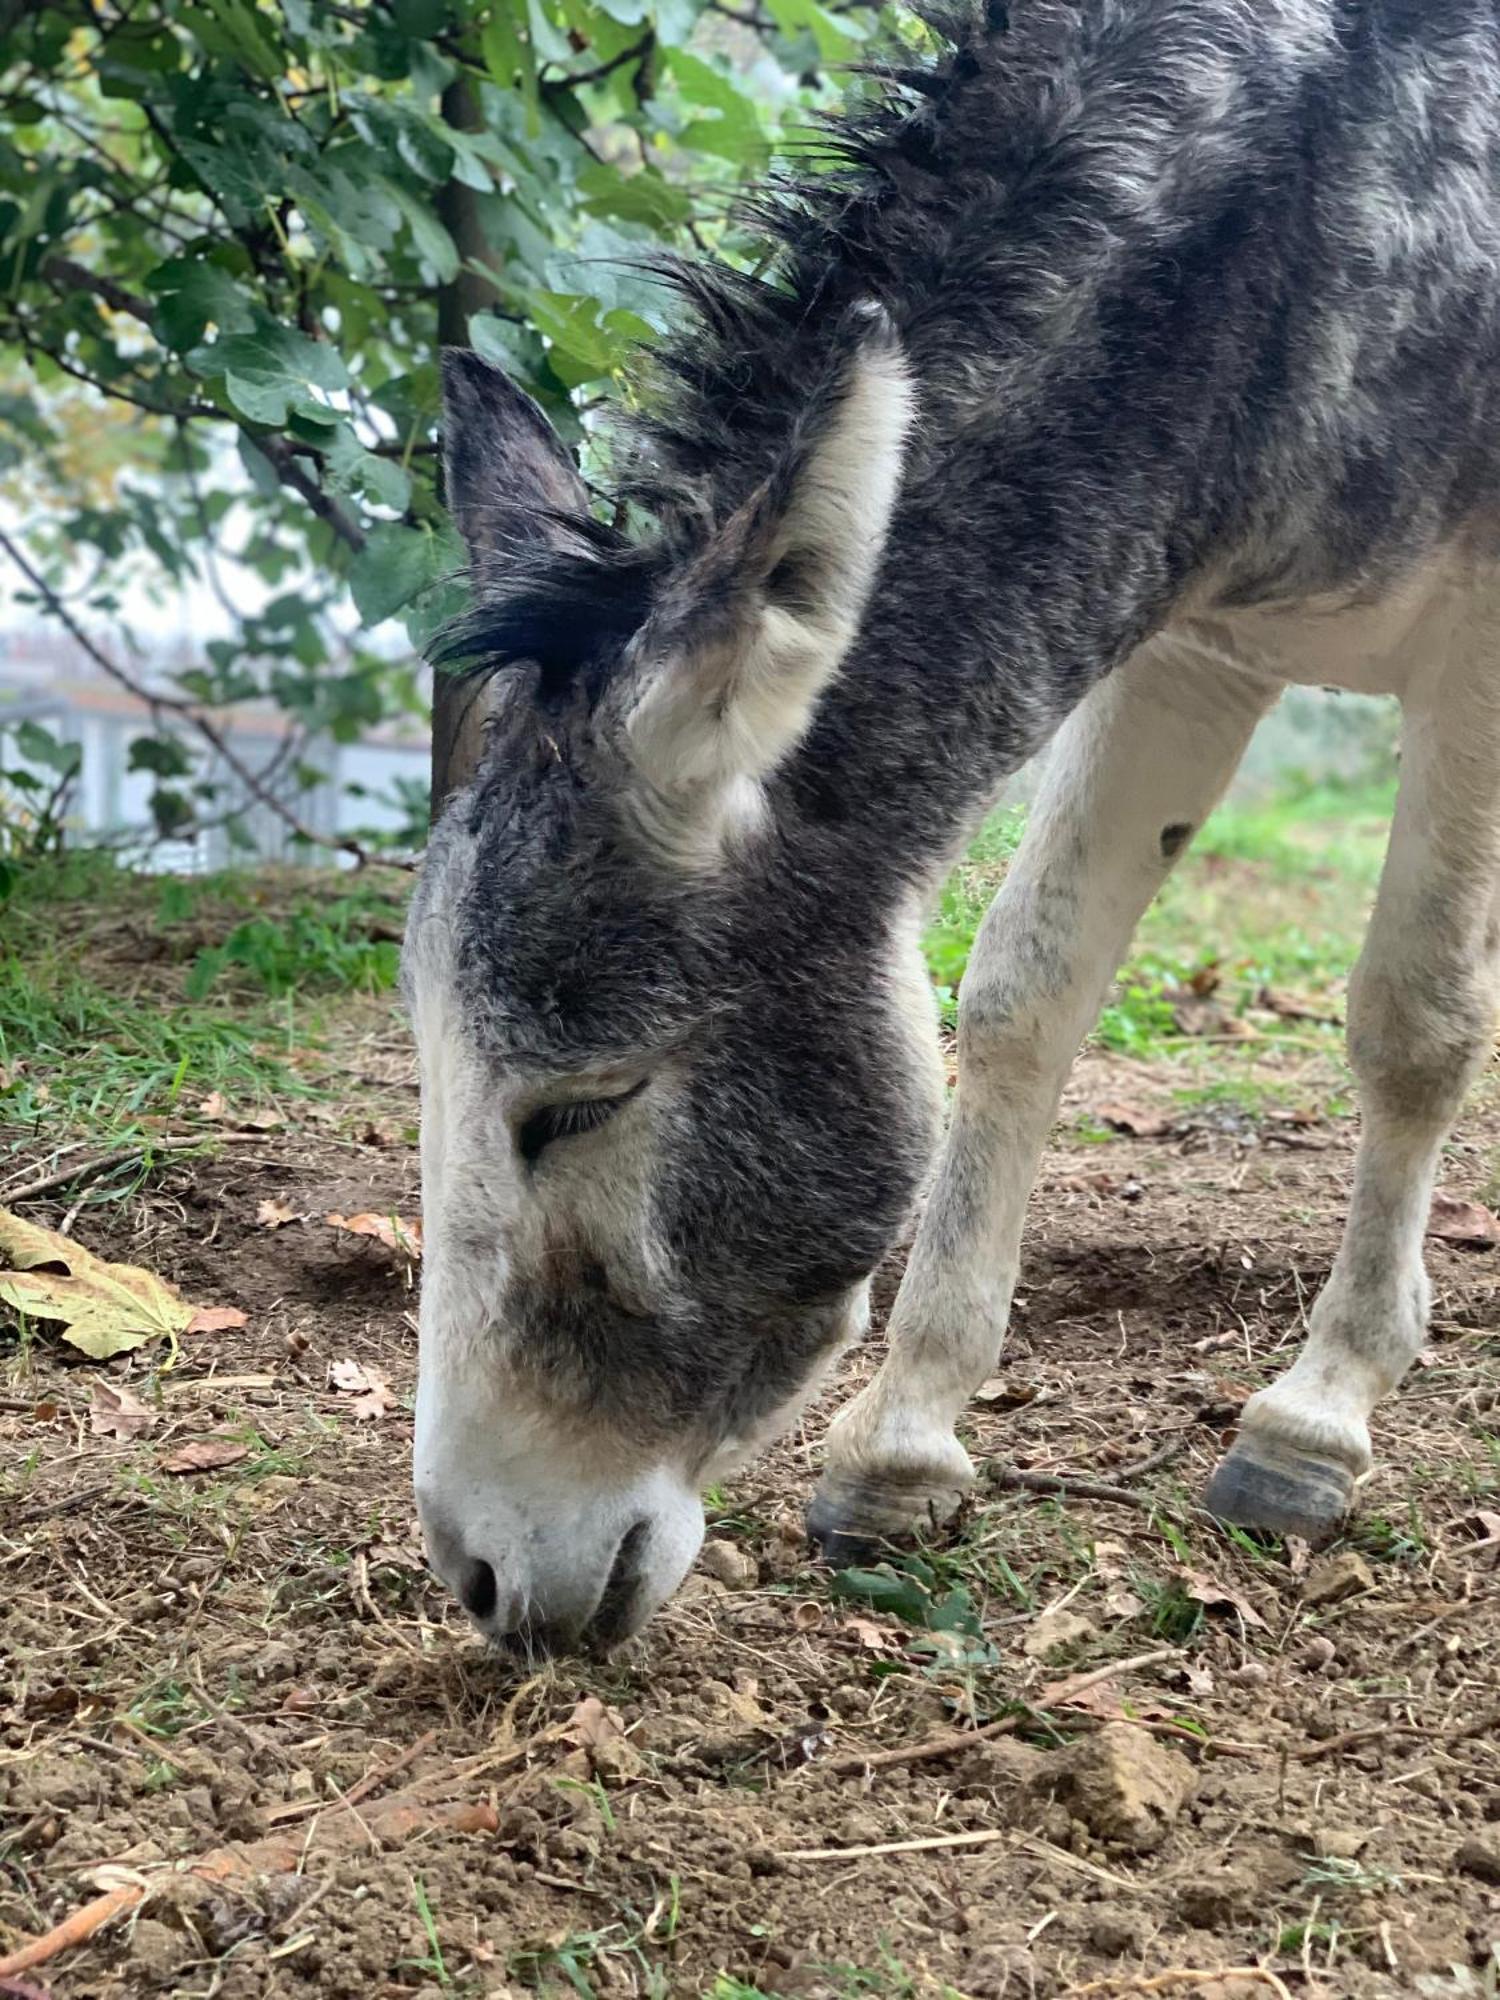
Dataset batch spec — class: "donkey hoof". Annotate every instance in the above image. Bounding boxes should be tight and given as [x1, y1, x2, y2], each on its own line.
[1204, 1435, 1356, 1546]
[806, 1472, 965, 1566]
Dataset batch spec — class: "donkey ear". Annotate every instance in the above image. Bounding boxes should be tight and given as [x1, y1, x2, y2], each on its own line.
[624, 310, 913, 818]
[441, 349, 589, 577]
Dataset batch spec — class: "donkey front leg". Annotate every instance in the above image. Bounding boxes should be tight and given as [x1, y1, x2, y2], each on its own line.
[1207, 670, 1500, 1541]
[809, 643, 1281, 1556]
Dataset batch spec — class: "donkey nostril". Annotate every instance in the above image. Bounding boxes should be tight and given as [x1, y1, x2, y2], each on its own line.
[461, 1558, 498, 1623]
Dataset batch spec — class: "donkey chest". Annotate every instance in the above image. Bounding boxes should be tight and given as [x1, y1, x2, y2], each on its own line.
[1179, 548, 1487, 701]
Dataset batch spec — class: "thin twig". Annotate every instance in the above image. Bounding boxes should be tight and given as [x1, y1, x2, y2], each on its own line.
[265, 1728, 438, 1826]
[984, 1460, 1155, 1510]
[0, 1132, 266, 1204]
[0, 527, 379, 866]
[781, 1827, 1013, 1862]
[814, 1648, 1180, 1777]
[0, 1883, 146, 1979]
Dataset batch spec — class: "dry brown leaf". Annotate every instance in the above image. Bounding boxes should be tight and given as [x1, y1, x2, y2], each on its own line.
[198, 1091, 228, 1120]
[843, 1616, 898, 1652]
[328, 1357, 397, 1420]
[567, 1696, 625, 1750]
[1092, 1100, 1174, 1138]
[255, 1198, 302, 1230]
[1428, 1194, 1500, 1249]
[1256, 984, 1341, 1025]
[1178, 1566, 1269, 1631]
[88, 1380, 157, 1441]
[366, 1538, 424, 1572]
[184, 1306, 248, 1336]
[1103, 1586, 1146, 1622]
[159, 1437, 250, 1476]
[325, 1211, 423, 1258]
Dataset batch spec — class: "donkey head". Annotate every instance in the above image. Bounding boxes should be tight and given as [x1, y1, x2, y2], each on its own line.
[405, 317, 942, 1651]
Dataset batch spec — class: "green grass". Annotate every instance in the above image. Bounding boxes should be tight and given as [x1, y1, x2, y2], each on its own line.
[0, 850, 408, 1178]
[922, 773, 1395, 1077]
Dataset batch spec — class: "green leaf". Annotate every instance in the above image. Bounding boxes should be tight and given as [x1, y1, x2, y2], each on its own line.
[14, 721, 81, 777]
[349, 521, 462, 626]
[326, 425, 412, 513]
[127, 733, 193, 779]
[188, 324, 350, 426]
[147, 258, 257, 352]
[381, 179, 460, 282]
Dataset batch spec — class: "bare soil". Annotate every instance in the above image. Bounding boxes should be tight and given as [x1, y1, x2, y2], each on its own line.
[4, 1006, 1500, 1998]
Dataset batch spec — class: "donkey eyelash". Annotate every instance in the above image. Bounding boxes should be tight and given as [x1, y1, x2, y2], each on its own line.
[517, 1080, 646, 1166]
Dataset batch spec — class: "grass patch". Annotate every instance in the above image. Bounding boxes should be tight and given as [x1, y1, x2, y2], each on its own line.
[922, 774, 1393, 1070]
[0, 851, 410, 1175]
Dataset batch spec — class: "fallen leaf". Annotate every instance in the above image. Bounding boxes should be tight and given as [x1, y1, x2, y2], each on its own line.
[1428, 1194, 1500, 1249]
[567, 1696, 624, 1750]
[974, 1377, 1039, 1409]
[88, 1380, 157, 1441]
[325, 1211, 423, 1258]
[843, 1616, 898, 1652]
[235, 1108, 283, 1132]
[159, 1437, 250, 1476]
[1256, 985, 1341, 1025]
[366, 1538, 424, 1572]
[256, 1199, 302, 1230]
[0, 1210, 241, 1360]
[1103, 1586, 1145, 1622]
[198, 1091, 228, 1120]
[1092, 1100, 1174, 1138]
[1186, 961, 1222, 997]
[329, 1358, 397, 1420]
[184, 1306, 248, 1336]
[1178, 1566, 1268, 1630]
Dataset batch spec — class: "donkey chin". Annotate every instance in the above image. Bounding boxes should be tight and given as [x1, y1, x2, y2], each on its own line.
[414, 1378, 707, 1653]
[413, 1286, 872, 1655]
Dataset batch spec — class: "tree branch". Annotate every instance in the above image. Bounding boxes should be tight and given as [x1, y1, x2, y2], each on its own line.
[0, 526, 382, 867]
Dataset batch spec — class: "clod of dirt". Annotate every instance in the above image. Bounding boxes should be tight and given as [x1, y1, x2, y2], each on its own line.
[127, 1916, 187, 1984]
[1455, 1835, 1500, 1884]
[963, 1939, 1043, 1997]
[1174, 1840, 1301, 1926]
[1058, 1723, 1195, 1853]
[1303, 1550, 1376, 1605]
[1022, 1609, 1098, 1660]
[699, 1537, 758, 1589]
[952, 1735, 1051, 1801]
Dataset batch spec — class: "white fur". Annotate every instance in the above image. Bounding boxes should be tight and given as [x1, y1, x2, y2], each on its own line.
[826, 562, 1500, 1514]
[623, 330, 914, 862]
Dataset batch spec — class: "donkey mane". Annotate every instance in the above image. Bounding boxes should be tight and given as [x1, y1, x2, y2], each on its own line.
[436, 0, 1131, 703]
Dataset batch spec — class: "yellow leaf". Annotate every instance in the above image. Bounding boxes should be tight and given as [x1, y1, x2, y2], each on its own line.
[0, 1209, 234, 1361]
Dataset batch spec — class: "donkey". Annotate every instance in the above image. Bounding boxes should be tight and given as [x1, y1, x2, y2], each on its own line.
[404, 0, 1500, 1650]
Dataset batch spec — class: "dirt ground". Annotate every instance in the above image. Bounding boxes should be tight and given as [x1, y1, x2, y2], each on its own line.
[4, 951, 1500, 1998]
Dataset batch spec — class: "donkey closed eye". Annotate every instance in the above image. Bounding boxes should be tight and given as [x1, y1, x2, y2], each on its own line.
[517, 1080, 647, 1166]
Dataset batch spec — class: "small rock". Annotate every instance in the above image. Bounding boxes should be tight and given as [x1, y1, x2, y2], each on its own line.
[952, 1735, 1050, 1799]
[963, 1942, 1040, 1999]
[1059, 1724, 1195, 1853]
[1314, 1827, 1369, 1862]
[1456, 1836, 1500, 1885]
[1022, 1609, 1098, 1660]
[1297, 1634, 1338, 1671]
[699, 1538, 758, 1589]
[1303, 1551, 1375, 1606]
